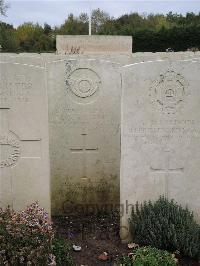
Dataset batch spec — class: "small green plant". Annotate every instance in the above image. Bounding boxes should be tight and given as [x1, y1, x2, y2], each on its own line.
[51, 237, 74, 266]
[130, 196, 200, 259]
[116, 246, 177, 266]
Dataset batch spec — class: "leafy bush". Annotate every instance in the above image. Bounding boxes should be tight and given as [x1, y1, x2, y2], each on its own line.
[0, 202, 54, 265]
[116, 246, 177, 266]
[0, 203, 74, 265]
[51, 237, 74, 265]
[130, 196, 200, 259]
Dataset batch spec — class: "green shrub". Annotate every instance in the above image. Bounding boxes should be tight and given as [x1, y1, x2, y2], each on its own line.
[116, 246, 177, 266]
[51, 237, 74, 265]
[129, 196, 200, 259]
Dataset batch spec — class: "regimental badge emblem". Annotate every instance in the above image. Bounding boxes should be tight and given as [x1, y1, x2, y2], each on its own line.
[66, 68, 101, 99]
[150, 70, 188, 114]
[0, 132, 21, 168]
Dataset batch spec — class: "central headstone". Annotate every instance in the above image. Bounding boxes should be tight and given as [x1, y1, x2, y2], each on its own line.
[47, 59, 121, 215]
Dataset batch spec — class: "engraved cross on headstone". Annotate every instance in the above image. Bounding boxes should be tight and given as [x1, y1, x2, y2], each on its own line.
[150, 149, 184, 197]
[70, 133, 98, 179]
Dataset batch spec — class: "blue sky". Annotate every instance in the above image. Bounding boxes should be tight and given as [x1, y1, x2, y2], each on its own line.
[1, 0, 200, 28]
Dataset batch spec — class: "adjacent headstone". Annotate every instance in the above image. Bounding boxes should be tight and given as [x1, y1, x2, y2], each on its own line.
[47, 59, 121, 215]
[120, 59, 200, 241]
[0, 54, 45, 67]
[56, 35, 132, 54]
[0, 57, 50, 213]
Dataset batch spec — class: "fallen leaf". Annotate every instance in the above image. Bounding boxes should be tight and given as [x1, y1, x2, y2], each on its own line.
[128, 243, 139, 249]
[98, 252, 108, 261]
[72, 244, 81, 252]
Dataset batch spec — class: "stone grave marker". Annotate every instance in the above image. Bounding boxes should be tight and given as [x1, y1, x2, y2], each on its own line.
[120, 59, 200, 241]
[47, 58, 121, 215]
[0, 57, 50, 213]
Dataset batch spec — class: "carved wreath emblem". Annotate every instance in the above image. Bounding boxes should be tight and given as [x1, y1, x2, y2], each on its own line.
[150, 70, 188, 114]
[0, 132, 20, 168]
[66, 68, 101, 98]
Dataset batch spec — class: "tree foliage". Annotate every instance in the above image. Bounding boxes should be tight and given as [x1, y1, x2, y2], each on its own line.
[0, 10, 200, 52]
[0, 0, 8, 16]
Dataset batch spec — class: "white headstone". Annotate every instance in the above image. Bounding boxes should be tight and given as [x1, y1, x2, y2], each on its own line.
[0, 56, 51, 213]
[121, 59, 200, 241]
[47, 59, 121, 215]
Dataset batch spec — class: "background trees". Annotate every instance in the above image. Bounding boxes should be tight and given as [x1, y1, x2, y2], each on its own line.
[0, 0, 8, 16]
[0, 9, 200, 52]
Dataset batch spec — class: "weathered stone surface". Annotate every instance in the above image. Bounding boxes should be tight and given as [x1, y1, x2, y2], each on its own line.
[2, 52, 199, 67]
[120, 59, 200, 241]
[0, 56, 51, 214]
[56, 35, 132, 54]
[0, 54, 45, 67]
[1, 50, 200, 222]
[47, 58, 121, 215]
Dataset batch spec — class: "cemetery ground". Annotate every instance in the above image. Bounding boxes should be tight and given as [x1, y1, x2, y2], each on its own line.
[52, 203, 200, 266]
[0, 199, 200, 265]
